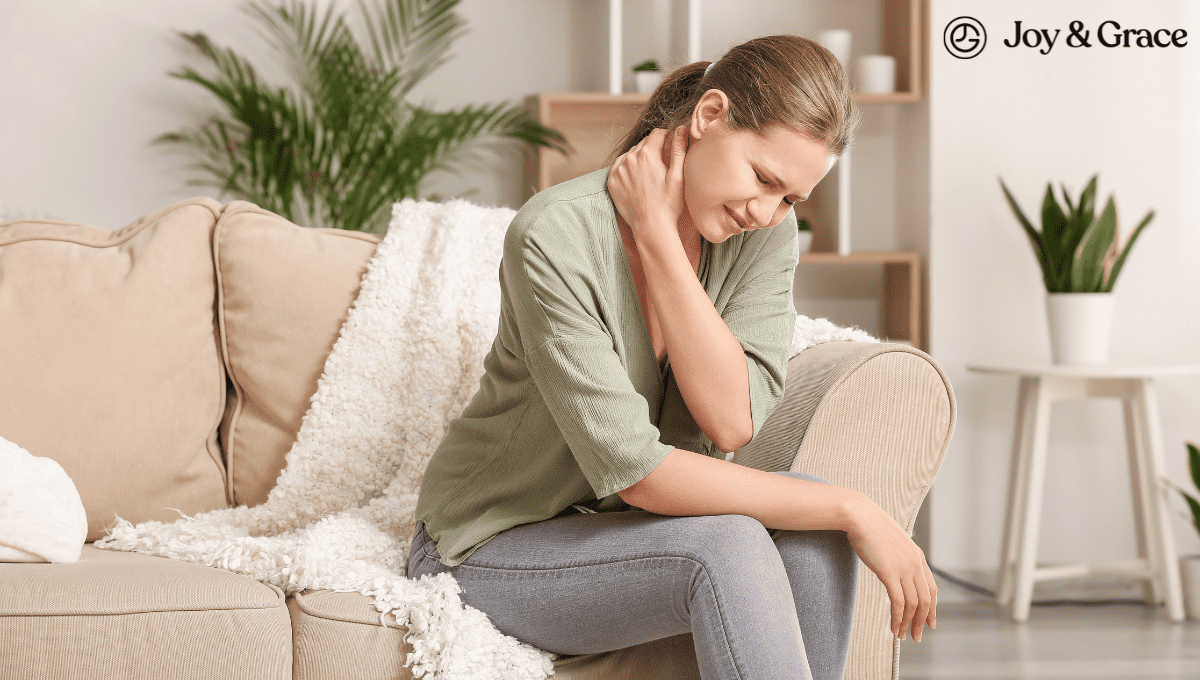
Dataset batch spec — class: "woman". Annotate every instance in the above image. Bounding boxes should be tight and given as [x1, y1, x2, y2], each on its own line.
[411, 35, 936, 680]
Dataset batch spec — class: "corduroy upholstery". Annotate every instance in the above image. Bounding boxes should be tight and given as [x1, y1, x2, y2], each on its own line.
[0, 199, 954, 680]
[0, 546, 292, 680]
[737, 342, 956, 680]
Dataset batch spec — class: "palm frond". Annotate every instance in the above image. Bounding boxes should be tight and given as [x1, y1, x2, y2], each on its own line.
[356, 0, 464, 99]
[243, 0, 350, 102]
[157, 0, 564, 230]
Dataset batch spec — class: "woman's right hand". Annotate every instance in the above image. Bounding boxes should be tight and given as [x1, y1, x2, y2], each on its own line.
[606, 126, 689, 248]
[844, 495, 937, 642]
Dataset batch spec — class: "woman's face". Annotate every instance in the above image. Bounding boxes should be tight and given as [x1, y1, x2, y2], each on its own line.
[681, 89, 836, 243]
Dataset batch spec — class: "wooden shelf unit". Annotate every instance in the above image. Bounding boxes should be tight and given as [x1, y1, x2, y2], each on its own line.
[523, 0, 928, 348]
[871, 0, 925, 102]
[524, 92, 649, 198]
[796, 250, 924, 350]
[525, 0, 926, 197]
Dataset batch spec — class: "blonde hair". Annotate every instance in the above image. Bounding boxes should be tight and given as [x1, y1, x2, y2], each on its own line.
[609, 35, 859, 163]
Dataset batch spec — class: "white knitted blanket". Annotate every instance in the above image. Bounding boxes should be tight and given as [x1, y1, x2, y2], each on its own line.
[95, 199, 877, 679]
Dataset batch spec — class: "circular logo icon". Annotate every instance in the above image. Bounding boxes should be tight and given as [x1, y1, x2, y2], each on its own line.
[944, 16, 986, 59]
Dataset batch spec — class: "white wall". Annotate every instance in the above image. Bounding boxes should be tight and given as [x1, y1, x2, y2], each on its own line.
[1, 0, 896, 224]
[929, 0, 1200, 570]
[0, 0, 574, 226]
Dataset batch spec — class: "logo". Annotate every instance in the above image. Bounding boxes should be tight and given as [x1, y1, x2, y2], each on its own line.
[945, 16, 987, 59]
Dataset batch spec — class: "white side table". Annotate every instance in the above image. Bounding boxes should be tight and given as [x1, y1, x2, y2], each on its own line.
[967, 362, 1200, 622]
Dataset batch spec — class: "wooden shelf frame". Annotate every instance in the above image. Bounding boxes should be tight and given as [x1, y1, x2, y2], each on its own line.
[852, 0, 926, 103]
[524, 92, 650, 199]
[523, 0, 930, 348]
[796, 251, 924, 351]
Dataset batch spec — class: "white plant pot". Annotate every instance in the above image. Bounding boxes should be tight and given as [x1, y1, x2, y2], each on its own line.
[635, 71, 664, 94]
[797, 230, 813, 254]
[1181, 555, 1200, 620]
[1045, 292, 1115, 365]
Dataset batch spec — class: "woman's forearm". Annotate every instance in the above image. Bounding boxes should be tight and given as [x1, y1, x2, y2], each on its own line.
[619, 448, 862, 531]
[635, 229, 754, 452]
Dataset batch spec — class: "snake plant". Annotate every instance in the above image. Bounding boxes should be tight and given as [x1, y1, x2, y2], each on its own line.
[157, 0, 566, 232]
[999, 175, 1153, 293]
[1179, 443, 1200, 538]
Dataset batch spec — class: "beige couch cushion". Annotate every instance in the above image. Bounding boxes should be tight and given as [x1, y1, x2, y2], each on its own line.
[0, 198, 230, 541]
[214, 202, 381, 507]
[288, 590, 701, 680]
[0, 546, 291, 679]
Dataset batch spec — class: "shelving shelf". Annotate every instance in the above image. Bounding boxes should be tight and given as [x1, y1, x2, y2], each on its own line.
[796, 250, 924, 350]
[524, 0, 928, 349]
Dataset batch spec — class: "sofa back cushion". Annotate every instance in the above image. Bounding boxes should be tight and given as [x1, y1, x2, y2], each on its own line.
[214, 202, 381, 507]
[0, 198, 230, 541]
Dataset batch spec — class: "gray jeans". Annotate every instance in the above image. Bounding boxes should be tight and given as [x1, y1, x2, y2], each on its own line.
[408, 471, 858, 680]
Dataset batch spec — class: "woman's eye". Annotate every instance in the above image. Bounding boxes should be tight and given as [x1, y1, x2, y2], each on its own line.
[756, 172, 769, 185]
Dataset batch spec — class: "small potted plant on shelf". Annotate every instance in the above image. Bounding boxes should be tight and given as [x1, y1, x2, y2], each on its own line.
[796, 217, 813, 254]
[999, 174, 1153, 364]
[633, 59, 663, 94]
[1171, 442, 1200, 619]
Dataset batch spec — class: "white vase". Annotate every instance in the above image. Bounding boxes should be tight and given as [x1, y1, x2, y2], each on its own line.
[1045, 293, 1115, 365]
[1181, 555, 1200, 620]
[635, 71, 663, 94]
[797, 230, 813, 254]
[856, 55, 895, 94]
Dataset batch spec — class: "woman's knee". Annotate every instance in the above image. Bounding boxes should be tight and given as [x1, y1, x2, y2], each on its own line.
[672, 514, 778, 568]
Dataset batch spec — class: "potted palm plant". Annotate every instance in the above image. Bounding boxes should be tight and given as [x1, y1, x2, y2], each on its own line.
[157, 0, 566, 232]
[1173, 442, 1200, 620]
[999, 175, 1153, 364]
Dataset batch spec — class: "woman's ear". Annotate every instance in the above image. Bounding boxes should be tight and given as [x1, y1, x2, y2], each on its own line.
[690, 89, 730, 140]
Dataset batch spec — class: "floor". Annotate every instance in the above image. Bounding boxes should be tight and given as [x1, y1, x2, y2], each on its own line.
[897, 568, 1200, 679]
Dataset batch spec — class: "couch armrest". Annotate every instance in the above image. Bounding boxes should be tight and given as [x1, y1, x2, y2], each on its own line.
[733, 341, 956, 680]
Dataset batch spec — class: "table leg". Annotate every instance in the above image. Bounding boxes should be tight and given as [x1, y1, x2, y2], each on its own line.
[997, 376, 1036, 606]
[1012, 377, 1054, 622]
[1135, 378, 1186, 621]
[1123, 386, 1159, 605]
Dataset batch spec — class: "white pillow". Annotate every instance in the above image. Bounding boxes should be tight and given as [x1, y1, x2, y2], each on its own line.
[0, 435, 87, 563]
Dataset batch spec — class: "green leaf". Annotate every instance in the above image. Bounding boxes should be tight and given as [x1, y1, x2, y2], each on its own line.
[1060, 183, 1075, 216]
[1000, 178, 1054, 291]
[1075, 175, 1098, 225]
[1071, 196, 1116, 293]
[1188, 442, 1200, 492]
[1055, 176, 1096, 291]
[1101, 208, 1153, 293]
[1041, 183, 1068, 273]
[1185, 491, 1200, 537]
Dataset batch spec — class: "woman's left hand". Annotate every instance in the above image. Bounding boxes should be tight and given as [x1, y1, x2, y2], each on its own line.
[607, 126, 688, 246]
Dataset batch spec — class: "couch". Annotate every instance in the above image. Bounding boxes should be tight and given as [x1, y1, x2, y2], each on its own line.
[0, 196, 955, 680]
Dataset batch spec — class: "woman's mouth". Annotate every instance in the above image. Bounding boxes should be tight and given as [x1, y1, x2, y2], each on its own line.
[724, 206, 747, 233]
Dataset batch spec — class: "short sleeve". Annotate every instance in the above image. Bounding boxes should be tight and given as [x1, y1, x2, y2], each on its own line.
[721, 215, 799, 440]
[502, 213, 673, 499]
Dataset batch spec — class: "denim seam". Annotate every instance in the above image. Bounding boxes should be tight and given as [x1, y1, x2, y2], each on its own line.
[695, 560, 748, 680]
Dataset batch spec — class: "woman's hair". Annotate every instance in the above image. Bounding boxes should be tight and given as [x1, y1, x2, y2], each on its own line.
[608, 34, 860, 164]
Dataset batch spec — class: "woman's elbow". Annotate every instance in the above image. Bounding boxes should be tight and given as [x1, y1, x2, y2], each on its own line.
[711, 419, 754, 454]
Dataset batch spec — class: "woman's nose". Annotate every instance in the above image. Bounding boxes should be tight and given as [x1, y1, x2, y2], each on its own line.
[748, 196, 776, 228]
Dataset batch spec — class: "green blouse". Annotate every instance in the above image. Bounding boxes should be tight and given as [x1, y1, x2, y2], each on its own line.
[414, 167, 799, 566]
